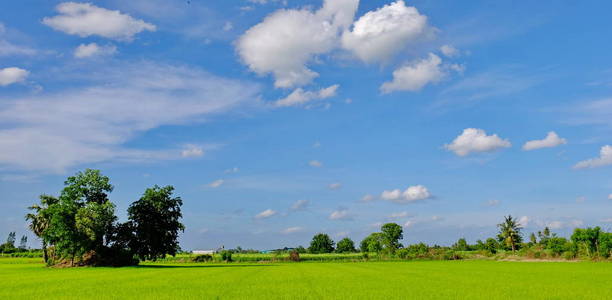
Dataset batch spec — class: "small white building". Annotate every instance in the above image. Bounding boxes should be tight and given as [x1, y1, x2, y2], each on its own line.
[192, 250, 214, 255]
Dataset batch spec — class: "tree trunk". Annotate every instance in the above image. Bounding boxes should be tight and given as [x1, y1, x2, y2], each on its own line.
[42, 241, 48, 263]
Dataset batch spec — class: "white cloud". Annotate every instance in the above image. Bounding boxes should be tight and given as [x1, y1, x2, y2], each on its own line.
[309, 160, 323, 167]
[328, 182, 342, 190]
[381, 185, 432, 204]
[522, 131, 567, 151]
[341, 1, 433, 63]
[0, 67, 29, 86]
[380, 53, 446, 93]
[484, 199, 501, 207]
[609, 194, 612, 200]
[180, 144, 204, 158]
[255, 209, 277, 219]
[74, 43, 117, 58]
[236, 0, 358, 88]
[0, 61, 259, 172]
[518, 216, 529, 227]
[360, 194, 375, 202]
[574, 145, 612, 169]
[281, 226, 303, 234]
[43, 2, 156, 41]
[440, 44, 458, 57]
[576, 196, 586, 203]
[445, 128, 511, 156]
[381, 189, 401, 200]
[602, 218, 612, 223]
[208, 179, 224, 188]
[431, 215, 442, 222]
[0, 23, 37, 56]
[290, 199, 310, 211]
[546, 219, 583, 229]
[329, 208, 350, 220]
[388, 211, 410, 219]
[276, 84, 339, 107]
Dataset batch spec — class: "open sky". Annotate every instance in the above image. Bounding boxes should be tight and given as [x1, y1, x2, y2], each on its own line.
[1, 0, 612, 250]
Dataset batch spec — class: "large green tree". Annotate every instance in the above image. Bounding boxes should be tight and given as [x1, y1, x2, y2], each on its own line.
[308, 233, 334, 254]
[336, 237, 356, 253]
[497, 215, 523, 252]
[126, 185, 185, 261]
[360, 232, 383, 253]
[381, 223, 403, 253]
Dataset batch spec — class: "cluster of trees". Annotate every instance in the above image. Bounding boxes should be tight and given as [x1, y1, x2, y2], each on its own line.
[453, 216, 612, 259]
[25, 169, 185, 266]
[297, 215, 612, 261]
[0, 232, 28, 253]
[304, 223, 404, 255]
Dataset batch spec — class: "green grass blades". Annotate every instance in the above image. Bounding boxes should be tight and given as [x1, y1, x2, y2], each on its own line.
[2, 258, 612, 299]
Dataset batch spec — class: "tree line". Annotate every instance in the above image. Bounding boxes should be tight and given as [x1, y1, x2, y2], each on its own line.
[296, 215, 612, 260]
[24, 169, 184, 266]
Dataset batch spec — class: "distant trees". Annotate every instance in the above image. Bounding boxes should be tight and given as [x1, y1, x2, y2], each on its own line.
[336, 238, 356, 253]
[24, 169, 184, 266]
[360, 232, 383, 253]
[309, 233, 334, 253]
[381, 223, 403, 253]
[497, 215, 522, 252]
[452, 238, 470, 251]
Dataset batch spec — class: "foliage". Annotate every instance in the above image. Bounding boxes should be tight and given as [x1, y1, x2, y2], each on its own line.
[309, 233, 335, 254]
[289, 250, 300, 262]
[497, 215, 523, 252]
[24, 169, 184, 267]
[360, 233, 384, 253]
[192, 254, 213, 262]
[335, 238, 356, 253]
[219, 250, 233, 262]
[452, 238, 469, 251]
[126, 185, 185, 261]
[380, 223, 403, 253]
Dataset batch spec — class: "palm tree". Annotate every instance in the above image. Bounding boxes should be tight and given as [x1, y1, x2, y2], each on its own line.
[25, 195, 57, 263]
[497, 215, 523, 252]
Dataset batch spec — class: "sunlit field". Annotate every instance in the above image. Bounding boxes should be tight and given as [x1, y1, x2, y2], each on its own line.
[2, 258, 612, 299]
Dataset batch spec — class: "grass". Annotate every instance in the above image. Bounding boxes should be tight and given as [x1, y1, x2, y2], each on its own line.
[1, 257, 612, 299]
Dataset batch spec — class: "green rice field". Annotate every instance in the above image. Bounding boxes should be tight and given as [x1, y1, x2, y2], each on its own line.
[1, 258, 611, 299]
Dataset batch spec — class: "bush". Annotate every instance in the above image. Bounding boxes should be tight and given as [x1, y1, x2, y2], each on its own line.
[563, 251, 576, 260]
[289, 250, 300, 262]
[220, 250, 232, 262]
[192, 254, 212, 262]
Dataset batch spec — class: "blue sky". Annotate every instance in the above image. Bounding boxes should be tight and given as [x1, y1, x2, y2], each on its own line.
[1, 0, 611, 250]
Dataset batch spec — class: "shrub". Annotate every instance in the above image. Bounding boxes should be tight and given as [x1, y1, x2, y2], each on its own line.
[192, 254, 212, 262]
[563, 251, 576, 260]
[220, 250, 232, 262]
[289, 250, 300, 262]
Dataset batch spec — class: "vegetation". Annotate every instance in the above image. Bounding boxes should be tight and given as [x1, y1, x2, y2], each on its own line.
[23, 169, 184, 266]
[308, 233, 335, 254]
[3, 258, 612, 299]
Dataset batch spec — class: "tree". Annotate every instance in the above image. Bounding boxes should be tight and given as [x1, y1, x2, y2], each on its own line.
[497, 215, 523, 252]
[309, 233, 334, 253]
[360, 232, 383, 253]
[43, 169, 116, 265]
[19, 235, 27, 250]
[25, 195, 58, 263]
[484, 238, 499, 254]
[380, 223, 403, 253]
[529, 232, 537, 245]
[6, 232, 16, 246]
[452, 238, 469, 251]
[571, 227, 601, 257]
[336, 237, 356, 253]
[127, 185, 185, 261]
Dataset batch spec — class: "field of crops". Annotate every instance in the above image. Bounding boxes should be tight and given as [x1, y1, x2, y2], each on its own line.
[2, 258, 612, 299]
